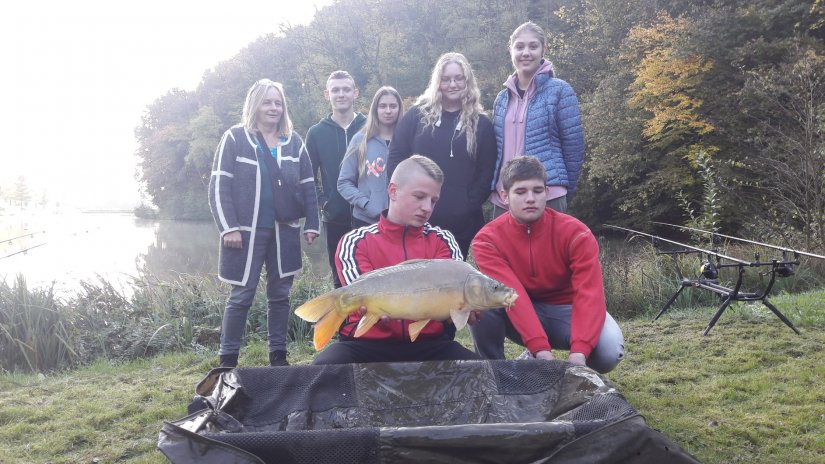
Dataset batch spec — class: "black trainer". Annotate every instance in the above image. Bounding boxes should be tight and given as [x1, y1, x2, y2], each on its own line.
[219, 353, 238, 368]
[269, 350, 289, 366]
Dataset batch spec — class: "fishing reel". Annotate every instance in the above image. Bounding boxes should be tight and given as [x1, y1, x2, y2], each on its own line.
[775, 263, 795, 278]
[699, 259, 718, 280]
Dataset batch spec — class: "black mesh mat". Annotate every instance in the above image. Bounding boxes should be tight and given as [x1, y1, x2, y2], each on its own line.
[203, 427, 380, 464]
[493, 358, 566, 394]
[160, 360, 699, 464]
[226, 364, 357, 428]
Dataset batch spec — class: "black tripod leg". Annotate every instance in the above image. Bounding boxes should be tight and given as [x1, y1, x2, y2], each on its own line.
[654, 285, 687, 321]
[703, 296, 732, 336]
[762, 299, 801, 335]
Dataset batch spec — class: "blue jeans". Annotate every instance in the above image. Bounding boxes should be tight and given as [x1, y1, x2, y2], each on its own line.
[470, 302, 625, 374]
[219, 228, 295, 355]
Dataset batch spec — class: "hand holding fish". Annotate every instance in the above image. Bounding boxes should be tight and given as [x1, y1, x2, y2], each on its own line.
[355, 305, 390, 323]
[534, 350, 555, 361]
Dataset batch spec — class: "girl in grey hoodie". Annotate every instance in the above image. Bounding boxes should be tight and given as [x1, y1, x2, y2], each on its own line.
[337, 87, 404, 227]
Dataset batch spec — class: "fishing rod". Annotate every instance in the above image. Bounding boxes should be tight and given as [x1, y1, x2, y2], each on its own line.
[0, 230, 45, 245]
[0, 243, 47, 259]
[604, 223, 801, 336]
[604, 224, 752, 266]
[651, 222, 825, 260]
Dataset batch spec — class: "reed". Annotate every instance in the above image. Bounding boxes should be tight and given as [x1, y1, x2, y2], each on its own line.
[0, 254, 332, 373]
[0, 276, 77, 372]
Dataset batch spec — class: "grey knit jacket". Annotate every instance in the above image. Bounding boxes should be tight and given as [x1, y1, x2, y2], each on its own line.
[208, 125, 320, 285]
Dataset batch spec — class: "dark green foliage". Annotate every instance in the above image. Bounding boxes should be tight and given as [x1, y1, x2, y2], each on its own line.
[134, 0, 824, 253]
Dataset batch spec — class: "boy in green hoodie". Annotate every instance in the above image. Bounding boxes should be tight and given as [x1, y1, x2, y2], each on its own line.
[306, 70, 367, 288]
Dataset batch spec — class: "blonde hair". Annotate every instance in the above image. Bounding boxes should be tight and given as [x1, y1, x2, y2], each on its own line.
[415, 52, 484, 158]
[393, 154, 445, 185]
[241, 79, 292, 137]
[355, 86, 404, 178]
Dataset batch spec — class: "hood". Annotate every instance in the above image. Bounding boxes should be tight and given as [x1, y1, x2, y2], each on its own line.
[318, 112, 367, 131]
[504, 59, 555, 94]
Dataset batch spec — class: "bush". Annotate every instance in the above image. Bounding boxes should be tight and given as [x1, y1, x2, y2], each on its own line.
[133, 203, 159, 219]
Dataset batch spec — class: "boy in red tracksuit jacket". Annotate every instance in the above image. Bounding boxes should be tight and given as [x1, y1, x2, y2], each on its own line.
[312, 155, 480, 365]
[470, 156, 624, 373]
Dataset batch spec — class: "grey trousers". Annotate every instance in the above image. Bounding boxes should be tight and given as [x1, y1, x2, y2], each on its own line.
[470, 302, 625, 374]
[492, 195, 568, 218]
[219, 228, 295, 355]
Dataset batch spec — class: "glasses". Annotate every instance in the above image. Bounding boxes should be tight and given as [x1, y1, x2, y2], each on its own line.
[440, 75, 466, 86]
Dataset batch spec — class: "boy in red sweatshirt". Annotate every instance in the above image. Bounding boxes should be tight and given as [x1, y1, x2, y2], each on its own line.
[470, 157, 624, 373]
[312, 155, 480, 365]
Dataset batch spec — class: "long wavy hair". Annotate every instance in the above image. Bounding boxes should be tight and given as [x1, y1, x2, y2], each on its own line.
[241, 79, 292, 137]
[355, 86, 404, 178]
[415, 52, 484, 158]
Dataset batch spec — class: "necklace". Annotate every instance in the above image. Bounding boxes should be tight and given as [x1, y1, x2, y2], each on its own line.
[449, 118, 460, 158]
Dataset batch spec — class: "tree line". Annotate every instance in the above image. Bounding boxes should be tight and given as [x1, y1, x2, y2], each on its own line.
[135, 0, 825, 252]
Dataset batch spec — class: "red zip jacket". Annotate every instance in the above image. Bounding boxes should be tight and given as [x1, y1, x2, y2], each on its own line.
[334, 214, 463, 341]
[471, 208, 606, 357]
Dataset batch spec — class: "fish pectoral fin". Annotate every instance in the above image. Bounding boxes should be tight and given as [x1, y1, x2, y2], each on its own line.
[354, 313, 382, 338]
[450, 309, 471, 331]
[408, 319, 431, 342]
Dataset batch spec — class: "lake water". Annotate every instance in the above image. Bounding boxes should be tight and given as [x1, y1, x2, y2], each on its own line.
[0, 212, 330, 296]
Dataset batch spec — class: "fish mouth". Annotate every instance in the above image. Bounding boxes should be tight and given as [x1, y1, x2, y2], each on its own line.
[503, 291, 518, 307]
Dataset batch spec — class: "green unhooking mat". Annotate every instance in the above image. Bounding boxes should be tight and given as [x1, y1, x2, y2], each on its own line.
[158, 359, 700, 463]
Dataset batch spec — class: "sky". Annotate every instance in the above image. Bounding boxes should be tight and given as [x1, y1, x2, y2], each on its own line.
[0, 0, 331, 210]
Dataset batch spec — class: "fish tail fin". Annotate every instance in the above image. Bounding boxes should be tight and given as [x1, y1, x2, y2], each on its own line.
[295, 292, 346, 350]
[312, 310, 347, 350]
[295, 293, 338, 322]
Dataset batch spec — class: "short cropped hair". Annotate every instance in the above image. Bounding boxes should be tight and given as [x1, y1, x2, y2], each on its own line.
[393, 154, 444, 185]
[500, 156, 547, 191]
[327, 70, 355, 87]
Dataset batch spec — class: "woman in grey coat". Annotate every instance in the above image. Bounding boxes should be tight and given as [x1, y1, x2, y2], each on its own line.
[337, 86, 404, 227]
[208, 79, 320, 368]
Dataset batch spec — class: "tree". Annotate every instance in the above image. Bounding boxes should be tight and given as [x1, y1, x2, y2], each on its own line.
[740, 45, 825, 251]
[135, 89, 201, 218]
[186, 106, 223, 185]
[12, 176, 31, 207]
[625, 12, 715, 157]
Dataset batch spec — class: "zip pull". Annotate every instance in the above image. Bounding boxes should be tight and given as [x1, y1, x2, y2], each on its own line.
[278, 179, 282, 186]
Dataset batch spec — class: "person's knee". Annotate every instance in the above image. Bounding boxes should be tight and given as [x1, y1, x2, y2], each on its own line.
[588, 342, 624, 374]
[588, 330, 625, 374]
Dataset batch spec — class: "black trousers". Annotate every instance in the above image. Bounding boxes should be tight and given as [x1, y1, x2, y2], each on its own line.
[312, 339, 480, 365]
[324, 221, 352, 288]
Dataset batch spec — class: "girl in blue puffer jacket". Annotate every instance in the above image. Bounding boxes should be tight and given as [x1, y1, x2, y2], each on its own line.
[490, 21, 585, 216]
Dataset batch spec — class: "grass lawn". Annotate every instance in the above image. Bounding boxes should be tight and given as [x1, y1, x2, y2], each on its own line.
[1, 291, 823, 463]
